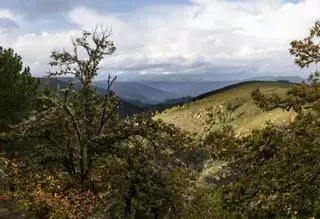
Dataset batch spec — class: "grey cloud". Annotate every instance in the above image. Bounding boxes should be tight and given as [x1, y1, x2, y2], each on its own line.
[0, 18, 19, 34]
[3, 0, 314, 79]
[0, 17, 19, 29]
[6, 0, 79, 18]
[106, 59, 255, 76]
[103, 57, 209, 73]
[6, 0, 110, 19]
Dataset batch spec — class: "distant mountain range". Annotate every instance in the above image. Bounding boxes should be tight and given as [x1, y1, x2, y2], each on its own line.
[93, 81, 180, 105]
[136, 80, 237, 98]
[55, 77, 192, 106]
[244, 76, 305, 83]
[36, 75, 306, 116]
[37, 77, 145, 117]
[115, 71, 306, 83]
[124, 75, 305, 102]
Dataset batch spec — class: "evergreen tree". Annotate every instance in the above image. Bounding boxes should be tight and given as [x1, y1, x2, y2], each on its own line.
[9, 26, 213, 219]
[0, 47, 39, 129]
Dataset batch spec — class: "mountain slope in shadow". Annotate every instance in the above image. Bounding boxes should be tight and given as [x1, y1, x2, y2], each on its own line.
[93, 81, 179, 105]
[37, 77, 144, 117]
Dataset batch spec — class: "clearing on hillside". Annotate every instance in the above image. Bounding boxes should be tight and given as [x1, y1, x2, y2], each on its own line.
[154, 81, 297, 135]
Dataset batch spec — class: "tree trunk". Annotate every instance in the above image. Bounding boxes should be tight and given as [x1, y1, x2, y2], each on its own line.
[80, 143, 89, 182]
[124, 195, 132, 219]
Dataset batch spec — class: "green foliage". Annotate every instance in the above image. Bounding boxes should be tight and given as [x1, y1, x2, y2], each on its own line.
[90, 118, 198, 218]
[217, 19, 320, 218]
[219, 116, 320, 217]
[183, 185, 232, 219]
[205, 100, 245, 131]
[203, 125, 241, 160]
[290, 19, 320, 69]
[49, 26, 116, 86]
[252, 20, 320, 114]
[6, 17, 320, 219]
[0, 47, 39, 128]
[13, 27, 119, 183]
[5, 27, 214, 219]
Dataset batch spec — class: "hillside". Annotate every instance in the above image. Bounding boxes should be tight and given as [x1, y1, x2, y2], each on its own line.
[55, 76, 304, 105]
[93, 81, 179, 105]
[37, 77, 144, 117]
[134, 80, 236, 97]
[154, 81, 297, 135]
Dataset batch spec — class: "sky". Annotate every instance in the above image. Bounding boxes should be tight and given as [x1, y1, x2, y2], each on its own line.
[0, 0, 319, 80]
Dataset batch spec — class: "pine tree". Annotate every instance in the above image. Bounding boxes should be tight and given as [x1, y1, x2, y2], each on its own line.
[0, 47, 39, 129]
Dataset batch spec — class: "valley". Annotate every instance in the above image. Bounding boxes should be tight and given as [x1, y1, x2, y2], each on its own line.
[38, 75, 304, 119]
[1, 8, 319, 217]
[38, 76, 299, 136]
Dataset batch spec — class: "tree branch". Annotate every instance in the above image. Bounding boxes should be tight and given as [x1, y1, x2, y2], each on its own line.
[97, 75, 118, 134]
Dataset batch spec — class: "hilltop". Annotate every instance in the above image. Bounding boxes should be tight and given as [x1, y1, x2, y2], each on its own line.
[154, 81, 297, 135]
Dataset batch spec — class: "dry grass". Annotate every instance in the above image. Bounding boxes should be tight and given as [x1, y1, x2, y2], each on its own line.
[154, 81, 296, 135]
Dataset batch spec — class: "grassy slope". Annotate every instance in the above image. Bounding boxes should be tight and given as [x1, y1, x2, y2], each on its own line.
[154, 81, 297, 135]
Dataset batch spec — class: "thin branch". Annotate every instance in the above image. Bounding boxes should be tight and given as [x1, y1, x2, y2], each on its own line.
[97, 75, 118, 134]
[63, 104, 82, 146]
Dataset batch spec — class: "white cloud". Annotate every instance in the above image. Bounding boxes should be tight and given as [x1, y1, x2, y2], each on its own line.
[0, 9, 20, 43]
[1, 0, 319, 78]
[9, 30, 81, 75]
[0, 9, 18, 20]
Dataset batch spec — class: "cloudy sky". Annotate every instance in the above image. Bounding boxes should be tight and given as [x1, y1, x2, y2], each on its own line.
[0, 0, 319, 80]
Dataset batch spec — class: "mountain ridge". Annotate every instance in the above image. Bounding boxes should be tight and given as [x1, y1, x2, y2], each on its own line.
[37, 77, 145, 117]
